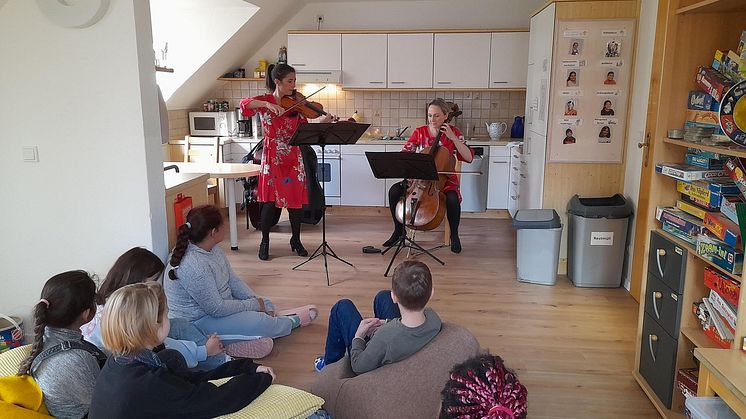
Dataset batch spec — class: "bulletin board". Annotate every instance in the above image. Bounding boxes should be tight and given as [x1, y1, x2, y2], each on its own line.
[547, 19, 636, 163]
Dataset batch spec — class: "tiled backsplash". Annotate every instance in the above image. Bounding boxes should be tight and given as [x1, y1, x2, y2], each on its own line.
[169, 80, 525, 140]
[168, 109, 189, 141]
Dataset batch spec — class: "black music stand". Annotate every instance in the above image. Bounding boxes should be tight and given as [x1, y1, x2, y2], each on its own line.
[366, 151, 446, 277]
[291, 122, 370, 286]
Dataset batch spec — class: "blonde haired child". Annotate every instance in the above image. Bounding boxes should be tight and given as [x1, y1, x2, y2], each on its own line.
[89, 283, 274, 419]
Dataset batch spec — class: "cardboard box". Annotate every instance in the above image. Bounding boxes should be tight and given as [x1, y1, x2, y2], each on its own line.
[687, 148, 723, 160]
[696, 66, 735, 102]
[687, 91, 720, 111]
[657, 207, 708, 236]
[720, 196, 741, 225]
[657, 163, 727, 182]
[696, 235, 743, 275]
[703, 211, 741, 249]
[677, 181, 728, 208]
[677, 199, 714, 220]
[685, 153, 723, 169]
[704, 266, 740, 307]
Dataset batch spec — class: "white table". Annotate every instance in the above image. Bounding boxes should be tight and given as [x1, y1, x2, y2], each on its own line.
[164, 162, 260, 250]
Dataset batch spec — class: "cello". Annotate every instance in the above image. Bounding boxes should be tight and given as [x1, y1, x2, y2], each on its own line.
[394, 105, 463, 231]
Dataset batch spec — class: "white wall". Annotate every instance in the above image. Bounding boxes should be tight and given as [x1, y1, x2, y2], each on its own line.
[245, 0, 546, 70]
[0, 1, 166, 328]
[622, 0, 658, 290]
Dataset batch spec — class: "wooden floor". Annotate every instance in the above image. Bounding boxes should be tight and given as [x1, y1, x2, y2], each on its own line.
[223, 212, 658, 418]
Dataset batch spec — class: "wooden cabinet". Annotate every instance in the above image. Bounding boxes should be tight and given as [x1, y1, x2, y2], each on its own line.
[340, 145, 386, 206]
[630, 1, 746, 417]
[287, 34, 341, 70]
[433, 33, 491, 88]
[342, 34, 387, 88]
[489, 32, 529, 88]
[387, 33, 434, 88]
[487, 145, 509, 209]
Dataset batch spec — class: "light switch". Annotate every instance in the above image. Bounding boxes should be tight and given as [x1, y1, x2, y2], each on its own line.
[22, 146, 39, 162]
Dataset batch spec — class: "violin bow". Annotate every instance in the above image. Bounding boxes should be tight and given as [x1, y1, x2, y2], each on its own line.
[278, 85, 326, 117]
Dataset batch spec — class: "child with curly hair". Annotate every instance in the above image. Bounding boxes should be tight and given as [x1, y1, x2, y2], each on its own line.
[439, 353, 527, 419]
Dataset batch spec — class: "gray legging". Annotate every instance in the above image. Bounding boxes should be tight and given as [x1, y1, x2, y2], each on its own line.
[193, 310, 294, 340]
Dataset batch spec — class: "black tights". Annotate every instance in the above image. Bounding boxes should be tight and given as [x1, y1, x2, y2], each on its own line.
[387, 181, 461, 239]
[260, 202, 302, 244]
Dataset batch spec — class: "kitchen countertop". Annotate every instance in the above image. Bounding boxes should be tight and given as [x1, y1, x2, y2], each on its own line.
[170, 136, 523, 147]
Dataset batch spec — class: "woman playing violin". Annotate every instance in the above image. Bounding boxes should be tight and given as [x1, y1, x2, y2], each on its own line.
[384, 98, 474, 253]
[240, 63, 335, 261]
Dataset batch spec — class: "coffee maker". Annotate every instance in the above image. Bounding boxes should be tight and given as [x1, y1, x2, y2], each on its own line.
[235, 108, 252, 137]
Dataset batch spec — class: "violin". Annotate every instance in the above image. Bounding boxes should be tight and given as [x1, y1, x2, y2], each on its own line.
[280, 89, 329, 119]
[394, 105, 463, 231]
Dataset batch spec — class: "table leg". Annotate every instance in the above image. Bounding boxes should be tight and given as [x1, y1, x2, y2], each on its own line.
[697, 363, 715, 396]
[226, 179, 238, 250]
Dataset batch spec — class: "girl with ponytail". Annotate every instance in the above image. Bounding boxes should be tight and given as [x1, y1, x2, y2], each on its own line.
[165, 205, 317, 346]
[240, 62, 335, 260]
[18, 270, 104, 419]
[440, 353, 528, 419]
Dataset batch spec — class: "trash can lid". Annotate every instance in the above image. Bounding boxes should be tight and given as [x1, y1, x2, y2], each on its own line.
[567, 194, 633, 219]
[513, 209, 561, 229]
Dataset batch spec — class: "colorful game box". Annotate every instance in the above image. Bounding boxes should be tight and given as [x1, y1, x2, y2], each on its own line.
[704, 266, 740, 307]
[696, 66, 735, 102]
[688, 91, 720, 111]
[703, 211, 741, 249]
[696, 235, 743, 275]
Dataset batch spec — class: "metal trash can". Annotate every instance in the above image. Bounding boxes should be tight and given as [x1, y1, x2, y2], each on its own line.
[513, 209, 562, 285]
[567, 194, 633, 287]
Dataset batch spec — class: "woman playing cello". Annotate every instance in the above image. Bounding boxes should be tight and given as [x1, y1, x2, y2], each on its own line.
[384, 98, 474, 253]
[240, 63, 334, 261]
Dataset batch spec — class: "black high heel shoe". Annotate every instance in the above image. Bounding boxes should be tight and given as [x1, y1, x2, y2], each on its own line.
[450, 236, 462, 254]
[382, 230, 404, 248]
[258, 242, 269, 261]
[290, 239, 308, 257]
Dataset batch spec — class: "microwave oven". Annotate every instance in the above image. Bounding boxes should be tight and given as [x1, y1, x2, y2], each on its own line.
[189, 111, 237, 137]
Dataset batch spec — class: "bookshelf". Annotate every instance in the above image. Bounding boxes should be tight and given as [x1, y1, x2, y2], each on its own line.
[630, 0, 746, 416]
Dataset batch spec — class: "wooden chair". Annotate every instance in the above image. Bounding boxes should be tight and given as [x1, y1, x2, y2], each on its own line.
[184, 136, 221, 206]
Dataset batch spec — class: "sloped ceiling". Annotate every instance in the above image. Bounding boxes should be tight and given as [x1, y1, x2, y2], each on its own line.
[162, 0, 301, 109]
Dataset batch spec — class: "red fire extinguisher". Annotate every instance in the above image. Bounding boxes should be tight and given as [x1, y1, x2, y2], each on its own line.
[174, 194, 193, 228]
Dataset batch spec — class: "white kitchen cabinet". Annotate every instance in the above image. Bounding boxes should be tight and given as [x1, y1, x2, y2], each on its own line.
[340, 145, 386, 206]
[387, 33, 433, 88]
[507, 144, 523, 217]
[487, 145, 510, 209]
[287, 34, 341, 71]
[342, 34, 387, 88]
[489, 32, 529, 88]
[434, 33, 491, 88]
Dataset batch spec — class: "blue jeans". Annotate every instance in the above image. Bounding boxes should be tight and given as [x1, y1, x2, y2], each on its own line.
[323, 290, 401, 365]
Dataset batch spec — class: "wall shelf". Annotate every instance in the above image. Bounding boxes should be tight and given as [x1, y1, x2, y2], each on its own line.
[681, 327, 720, 349]
[156, 66, 174, 73]
[663, 137, 746, 159]
[676, 0, 746, 14]
[218, 77, 264, 81]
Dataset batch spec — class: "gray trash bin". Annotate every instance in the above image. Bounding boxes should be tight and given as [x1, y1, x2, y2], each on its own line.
[513, 209, 562, 285]
[567, 194, 633, 287]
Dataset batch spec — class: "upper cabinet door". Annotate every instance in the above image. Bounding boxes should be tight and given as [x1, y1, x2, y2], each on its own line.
[489, 32, 529, 88]
[434, 33, 491, 88]
[287, 34, 341, 71]
[387, 33, 433, 88]
[342, 34, 387, 88]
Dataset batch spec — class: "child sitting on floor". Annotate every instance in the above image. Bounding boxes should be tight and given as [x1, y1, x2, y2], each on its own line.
[315, 260, 441, 374]
[164, 205, 317, 344]
[439, 353, 528, 419]
[81, 247, 269, 368]
[89, 282, 275, 419]
[17, 271, 105, 419]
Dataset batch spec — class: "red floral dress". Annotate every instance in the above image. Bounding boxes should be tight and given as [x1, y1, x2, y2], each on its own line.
[401, 125, 474, 201]
[240, 94, 309, 209]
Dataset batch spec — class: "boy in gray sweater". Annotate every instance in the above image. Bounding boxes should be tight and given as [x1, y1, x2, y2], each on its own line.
[315, 261, 441, 374]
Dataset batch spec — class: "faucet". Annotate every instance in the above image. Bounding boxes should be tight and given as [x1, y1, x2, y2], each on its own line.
[164, 164, 180, 173]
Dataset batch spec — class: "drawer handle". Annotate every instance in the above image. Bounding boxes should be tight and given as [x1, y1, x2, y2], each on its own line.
[656, 249, 666, 278]
[511, 181, 518, 185]
[520, 174, 526, 178]
[648, 334, 658, 362]
[652, 291, 662, 320]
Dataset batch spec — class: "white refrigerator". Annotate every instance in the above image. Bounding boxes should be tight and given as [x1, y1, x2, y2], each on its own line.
[521, 3, 555, 211]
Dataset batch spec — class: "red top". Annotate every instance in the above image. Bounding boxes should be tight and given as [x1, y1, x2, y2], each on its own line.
[240, 94, 309, 209]
[401, 124, 474, 201]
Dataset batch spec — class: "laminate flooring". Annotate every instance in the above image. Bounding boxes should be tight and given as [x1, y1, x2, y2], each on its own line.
[222, 213, 658, 418]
